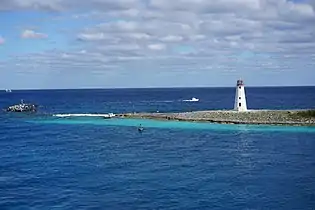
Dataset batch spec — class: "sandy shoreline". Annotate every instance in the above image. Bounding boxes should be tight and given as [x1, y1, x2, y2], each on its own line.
[117, 109, 315, 126]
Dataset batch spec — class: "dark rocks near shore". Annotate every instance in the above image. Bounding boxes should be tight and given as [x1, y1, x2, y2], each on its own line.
[5, 100, 37, 113]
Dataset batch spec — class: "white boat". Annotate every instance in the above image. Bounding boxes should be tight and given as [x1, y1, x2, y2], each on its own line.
[5, 89, 12, 93]
[183, 97, 199, 102]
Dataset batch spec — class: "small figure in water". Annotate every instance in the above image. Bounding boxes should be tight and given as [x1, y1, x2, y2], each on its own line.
[138, 124, 144, 132]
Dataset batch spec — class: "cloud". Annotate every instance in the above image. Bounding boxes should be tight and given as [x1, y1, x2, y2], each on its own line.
[77, 32, 112, 41]
[160, 35, 183, 42]
[0, 36, 4, 45]
[148, 44, 166, 50]
[0, 0, 142, 12]
[1, 0, 315, 88]
[21, 30, 48, 39]
[149, 0, 261, 13]
[0, 0, 64, 11]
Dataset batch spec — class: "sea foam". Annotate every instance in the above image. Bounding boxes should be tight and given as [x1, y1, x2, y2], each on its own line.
[53, 113, 115, 118]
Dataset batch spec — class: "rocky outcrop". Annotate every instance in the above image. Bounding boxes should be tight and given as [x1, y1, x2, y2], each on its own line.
[5, 100, 37, 112]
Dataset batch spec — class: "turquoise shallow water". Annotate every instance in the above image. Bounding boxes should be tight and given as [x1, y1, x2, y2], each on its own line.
[29, 116, 315, 133]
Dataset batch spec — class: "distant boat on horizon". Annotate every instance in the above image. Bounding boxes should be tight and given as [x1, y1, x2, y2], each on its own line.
[5, 89, 12, 93]
[183, 97, 199, 102]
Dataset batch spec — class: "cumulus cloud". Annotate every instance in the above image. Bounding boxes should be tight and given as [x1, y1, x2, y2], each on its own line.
[0, 0, 142, 11]
[1, 0, 315, 88]
[160, 35, 183, 42]
[0, 0, 62, 11]
[0, 36, 4, 45]
[148, 44, 166, 50]
[77, 32, 113, 41]
[21, 30, 48, 39]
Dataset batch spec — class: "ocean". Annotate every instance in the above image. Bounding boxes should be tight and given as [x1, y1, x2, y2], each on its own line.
[0, 86, 315, 210]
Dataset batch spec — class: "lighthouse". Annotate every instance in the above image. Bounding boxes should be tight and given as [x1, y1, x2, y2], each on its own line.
[234, 79, 248, 112]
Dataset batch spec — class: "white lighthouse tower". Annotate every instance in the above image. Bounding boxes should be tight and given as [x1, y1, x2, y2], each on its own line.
[234, 79, 248, 112]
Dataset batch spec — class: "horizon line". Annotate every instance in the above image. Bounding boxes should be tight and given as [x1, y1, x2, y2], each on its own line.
[2, 85, 315, 91]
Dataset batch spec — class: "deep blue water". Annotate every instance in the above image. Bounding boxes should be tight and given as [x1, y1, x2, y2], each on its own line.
[1, 87, 315, 210]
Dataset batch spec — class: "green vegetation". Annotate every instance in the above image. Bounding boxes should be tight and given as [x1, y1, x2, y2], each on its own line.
[295, 110, 315, 118]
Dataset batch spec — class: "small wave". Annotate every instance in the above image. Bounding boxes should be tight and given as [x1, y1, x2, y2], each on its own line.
[158, 100, 174, 103]
[53, 113, 115, 118]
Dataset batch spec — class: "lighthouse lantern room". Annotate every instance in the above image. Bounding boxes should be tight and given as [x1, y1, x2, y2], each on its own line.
[234, 79, 248, 112]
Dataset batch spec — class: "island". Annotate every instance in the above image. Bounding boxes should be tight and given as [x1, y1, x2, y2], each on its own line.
[116, 80, 315, 126]
[118, 79, 315, 126]
[117, 109, 315, 126]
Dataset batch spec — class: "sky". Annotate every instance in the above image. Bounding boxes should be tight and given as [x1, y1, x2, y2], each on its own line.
[0, 0, 315, 89]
